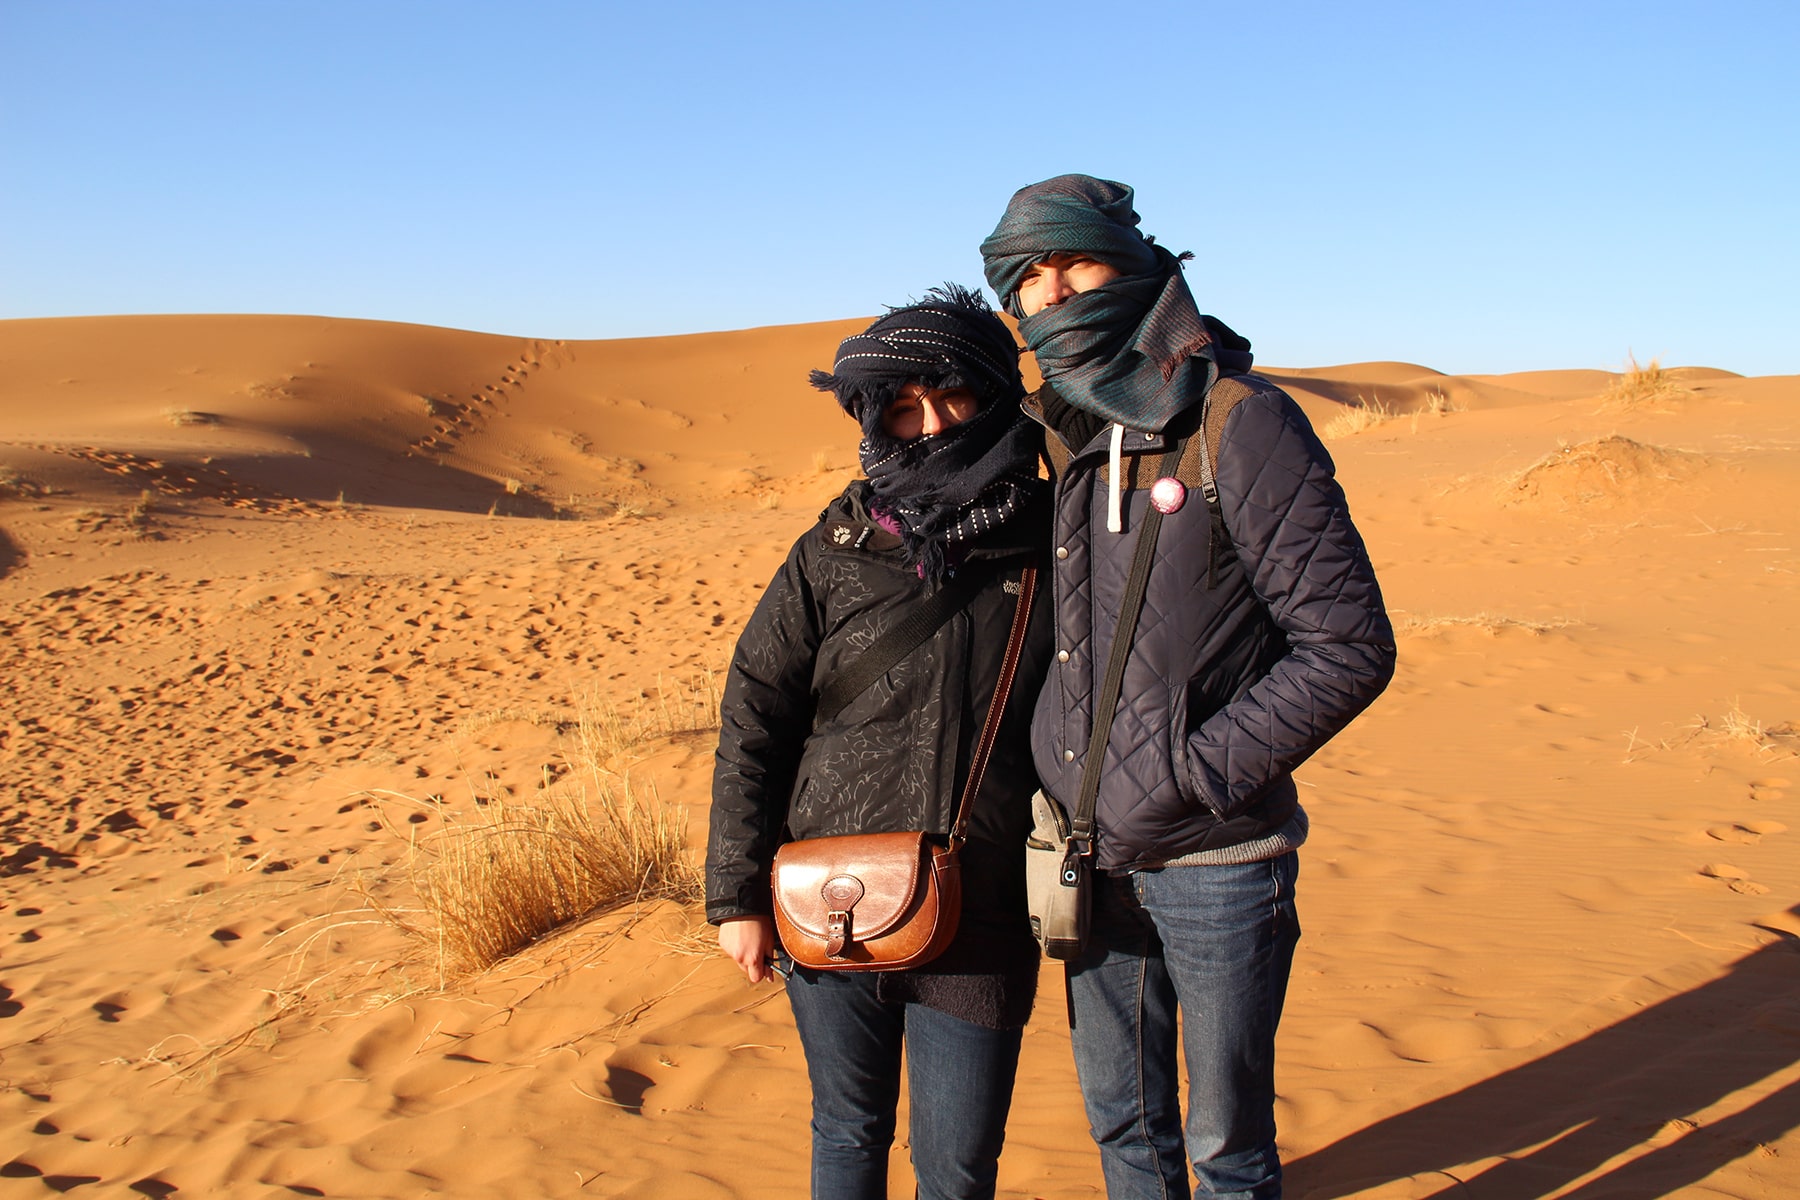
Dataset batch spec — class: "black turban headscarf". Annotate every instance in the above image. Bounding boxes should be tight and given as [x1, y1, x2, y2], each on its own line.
[809, 284, 1039, 579]
[981, 174, 1240, 433]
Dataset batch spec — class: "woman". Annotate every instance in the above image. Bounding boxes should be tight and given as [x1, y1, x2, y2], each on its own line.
[706, 285, 1052, 1200]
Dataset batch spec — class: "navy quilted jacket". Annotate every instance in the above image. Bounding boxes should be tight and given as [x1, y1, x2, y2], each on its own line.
[1028, 333, 1395, 872]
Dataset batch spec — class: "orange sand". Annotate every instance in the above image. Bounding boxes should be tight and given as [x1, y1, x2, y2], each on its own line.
[1, 314, 1795, 1197]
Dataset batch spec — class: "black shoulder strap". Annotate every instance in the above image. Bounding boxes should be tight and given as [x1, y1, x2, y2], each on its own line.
[812, 566, 991, 728]
[1068, 440, 1186, 850]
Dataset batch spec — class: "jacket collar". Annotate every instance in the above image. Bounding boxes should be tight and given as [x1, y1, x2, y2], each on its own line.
[1023, 385, 1179, 463]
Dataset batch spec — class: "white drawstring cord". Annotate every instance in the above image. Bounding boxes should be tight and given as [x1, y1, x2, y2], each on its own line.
[1107, 423, 1125, 534]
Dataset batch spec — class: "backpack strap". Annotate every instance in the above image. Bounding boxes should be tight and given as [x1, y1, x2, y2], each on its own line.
[1041, 415, 1073, 481]
[1173, 371, 1262, 585]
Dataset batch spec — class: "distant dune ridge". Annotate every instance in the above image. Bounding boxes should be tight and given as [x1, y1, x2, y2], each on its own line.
[0, 313, 1796, 1197]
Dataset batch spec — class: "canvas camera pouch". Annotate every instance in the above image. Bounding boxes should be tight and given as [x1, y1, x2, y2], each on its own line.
[1025, 789, 1090, 960]
[772, 830, 962, 971]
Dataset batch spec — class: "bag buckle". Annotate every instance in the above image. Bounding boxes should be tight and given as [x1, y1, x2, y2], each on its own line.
[822, 875, 866, 958]
[825, 909, 853, 957]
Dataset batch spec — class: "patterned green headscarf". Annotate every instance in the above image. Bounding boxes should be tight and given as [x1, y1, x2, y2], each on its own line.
[981, 175, 1217, 433]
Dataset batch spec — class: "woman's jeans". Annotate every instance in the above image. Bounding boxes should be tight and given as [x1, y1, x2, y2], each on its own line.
[1066, 854, 1301, 1200]
[784, 966, 1023, 1200]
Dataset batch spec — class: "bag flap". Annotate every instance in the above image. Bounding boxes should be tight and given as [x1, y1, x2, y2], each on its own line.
[1028, 788, 1071, 849]
[773, 831, 933, 941]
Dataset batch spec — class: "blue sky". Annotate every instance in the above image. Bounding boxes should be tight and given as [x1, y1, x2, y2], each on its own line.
[4, 1, 1795, 374]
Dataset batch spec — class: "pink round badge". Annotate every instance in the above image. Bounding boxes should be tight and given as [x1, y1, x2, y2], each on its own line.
[1149, 476, 1187, 514]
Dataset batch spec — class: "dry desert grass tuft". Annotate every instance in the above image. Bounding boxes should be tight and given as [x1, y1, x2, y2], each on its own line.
[411, 773, 695, 977]
[0, 464, 50, 499]
[1325, 388, 1461, 438]
[1693, 704, 1800, 758]
[1322, 395, 1396, 439]
[581, 670, 722, 759]
[1624, 702, 1800, 763]
[380, 683, 714, 978]
[1394, 612, 1579, 637]
[1599, 354, 1689, 411]
[126, 489, 159, 538]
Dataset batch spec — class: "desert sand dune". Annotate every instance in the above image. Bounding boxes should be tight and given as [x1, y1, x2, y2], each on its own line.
[0, 314, 869, 519]
[1, 314, 1796, 1197]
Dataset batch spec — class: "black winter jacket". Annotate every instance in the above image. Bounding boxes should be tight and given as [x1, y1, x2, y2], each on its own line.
[706, 481, 1053, 930]
[1029, 327, 1395, 872]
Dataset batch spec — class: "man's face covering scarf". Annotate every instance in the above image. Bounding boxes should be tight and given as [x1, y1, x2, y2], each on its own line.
[808, 284, 1039, 580]
[980, 174, 1222, 434]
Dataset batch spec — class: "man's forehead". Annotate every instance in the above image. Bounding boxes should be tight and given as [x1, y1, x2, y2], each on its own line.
[1034, 250, 1110, 267]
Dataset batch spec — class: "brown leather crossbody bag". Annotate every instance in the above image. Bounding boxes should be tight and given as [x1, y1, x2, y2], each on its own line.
[771, 564, 1037, 972]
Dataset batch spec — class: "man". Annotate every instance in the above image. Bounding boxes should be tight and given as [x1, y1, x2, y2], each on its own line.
[981, 175, 1395, 1198]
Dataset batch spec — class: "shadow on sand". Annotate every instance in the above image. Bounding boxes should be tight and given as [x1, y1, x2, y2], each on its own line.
[0, 526, 23, 581]
[1287, 905, 1800, 1198]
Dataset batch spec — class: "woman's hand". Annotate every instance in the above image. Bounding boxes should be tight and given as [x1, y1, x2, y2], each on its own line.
[718, 915, 778, 983]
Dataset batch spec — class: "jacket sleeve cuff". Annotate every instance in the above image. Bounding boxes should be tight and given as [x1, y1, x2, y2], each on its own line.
[706, 892, 773, 925]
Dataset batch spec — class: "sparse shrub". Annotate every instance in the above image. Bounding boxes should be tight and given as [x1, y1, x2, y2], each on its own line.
[1393, 612, 1578, 637]
[162, 408, 217, 426]
[247, 381, 297, 403]
[1626, 702, 1800, 763]
[1423, 388, 1460, 416]
[458, 706, 571, 738]
[412, 772, 694, 975]
[1323, 395, 1395, 439]
[388, 685, 713, 977]
[1408, 388, 1463, 433]
[0, 465, 49, 500]
[1599, 354, 1688, 411]
[126, 490, 158, 538]
[1700, 703, 1800, 757]
[573, 673, 722, 768]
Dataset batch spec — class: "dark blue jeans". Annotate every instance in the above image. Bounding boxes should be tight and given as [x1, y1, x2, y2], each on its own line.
[1066, 854, 1301, 1199]
[784, 965, 1024, 1200]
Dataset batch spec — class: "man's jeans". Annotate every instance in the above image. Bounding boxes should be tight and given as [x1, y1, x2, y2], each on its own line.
[784, 966, 1024, 1200]
[1067, 854, 1301, 1199]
